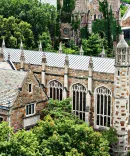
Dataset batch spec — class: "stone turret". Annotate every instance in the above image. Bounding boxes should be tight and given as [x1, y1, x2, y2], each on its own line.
[80, 45, 84, 56]
[63, 55, 69, 99]
[41, 53, 47, 86]
[20, 41, 25, 70]
[113, 34, 129, 156]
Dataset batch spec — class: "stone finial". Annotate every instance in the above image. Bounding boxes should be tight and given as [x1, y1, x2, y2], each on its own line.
[117, 32, 128, 48]
[58, 42, 62, 54]
[80, 45, 84, 56]
[8, 52, 10, 61]
[0, 46, 4, 62]
[2, 38, 5, 48]
[42, 53, 47, 63]
[20, 40, 23, 50]
[64, 55, 69, 66]
[88, 56, 93, 69]
[39, 41, 42, 51]
[99, 47, 106, 57]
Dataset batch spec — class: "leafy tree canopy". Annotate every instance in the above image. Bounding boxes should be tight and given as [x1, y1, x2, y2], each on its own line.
[0, 99, 118, 156]
[0, 0, 57, 49]
[0, 15, 34, 49]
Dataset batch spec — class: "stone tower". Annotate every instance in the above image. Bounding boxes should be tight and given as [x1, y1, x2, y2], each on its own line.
[113, 34, 129, 155]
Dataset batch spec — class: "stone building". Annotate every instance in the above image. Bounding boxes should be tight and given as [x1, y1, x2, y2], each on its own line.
[0, 42, 48, 131]
[0, 34, 130, 155]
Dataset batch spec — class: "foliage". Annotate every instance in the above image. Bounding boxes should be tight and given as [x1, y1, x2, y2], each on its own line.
[80, 26, 90, 39]
[82, 33, 107, 56]
[0, 0, 57, 49]
[92, 0, 121, 56]
[120, 4, 128, 17]
[0, 99, 118, 156]
[39, 32, 53, 51]
[33, 99, 110, 156]
[0, 16, 34, 49]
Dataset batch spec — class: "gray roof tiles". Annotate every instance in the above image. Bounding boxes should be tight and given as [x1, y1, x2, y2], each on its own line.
[0, 69, 27, 106]
[3, 48, 115, 73]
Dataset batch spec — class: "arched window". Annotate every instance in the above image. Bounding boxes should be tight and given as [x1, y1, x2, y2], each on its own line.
[95, 86, 112, 127]
[72, 83, 86, 121]
[49, 80, 63, 101]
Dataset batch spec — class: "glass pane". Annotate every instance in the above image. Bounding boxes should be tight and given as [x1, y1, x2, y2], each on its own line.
[60, 89, 62, 101]
[76, 92, 79, 110]
[32, 104, 34, 114]
[108, 96, 111, 116]
[101, 95, 103, 114]
[83, 92, 86, 111]
[50, 87, 52, 98]
[29, 105, 31, 114]
[53, 88, 55, 100]
[83, 113, 85, 121]
[104, 95, 107, 115]
[80, 113, 82, 120]
[57, 88, 59, 100]
[97, 94, 100, 114]
[100, 116, 103, 126]
[73, 91, 75, 110]
[108, 117, 110, 127]
[97, 115, 99, 125]
[104, 116, 106, 126]
[80, 92, 82, 111]
[26, 106, 28, 115]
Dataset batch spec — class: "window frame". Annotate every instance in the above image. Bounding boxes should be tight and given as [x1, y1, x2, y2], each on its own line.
[71, 83, 87, 121]
[48, 80, 63, 101]
[25, 103, 35, 116]
[94, 86, 112, 129]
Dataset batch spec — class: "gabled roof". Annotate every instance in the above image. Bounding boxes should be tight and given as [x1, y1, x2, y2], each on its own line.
[0, 62, 13, 70]
[3, 48, 115, 73]
[0, 69, 27, 107]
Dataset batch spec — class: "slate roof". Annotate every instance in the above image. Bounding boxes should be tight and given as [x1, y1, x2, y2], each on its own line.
[0, 62, 12, 70]
[3, 48, 115, 74]
[0, 69, 27, 107]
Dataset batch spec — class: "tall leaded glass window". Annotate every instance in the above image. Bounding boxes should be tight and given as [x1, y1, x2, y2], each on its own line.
[49, 80, 63, 100]
[72, 83, 86, 121]
[96, 86, 112, 127]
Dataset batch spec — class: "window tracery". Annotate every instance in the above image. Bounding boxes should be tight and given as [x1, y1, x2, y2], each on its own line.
[49, 80, 63, 100]
[95, 86, 112, 127]
[72, 83, 86, 121]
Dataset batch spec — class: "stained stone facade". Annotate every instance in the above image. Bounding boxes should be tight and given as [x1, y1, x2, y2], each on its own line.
[0, 34, 130, 154]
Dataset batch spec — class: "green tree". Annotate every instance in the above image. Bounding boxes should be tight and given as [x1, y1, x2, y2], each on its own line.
[33, 99, 110, 156]
[92, 0, 121, 56]
[82, 33, 106, 56]
[0, 16, 34, 49]
[0, 0, 57, 49]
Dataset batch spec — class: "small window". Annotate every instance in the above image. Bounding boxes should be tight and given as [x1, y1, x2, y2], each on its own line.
[26, 104, 35, 116]
[28, 84, 32, 93]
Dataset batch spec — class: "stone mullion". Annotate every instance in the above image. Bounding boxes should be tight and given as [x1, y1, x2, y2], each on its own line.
[103, 94, 105, 126]
[99, 92, 101, 126]
[82, 91, 84, 120]
[79, 90, 80, 118]
[75, 91, 77, 115]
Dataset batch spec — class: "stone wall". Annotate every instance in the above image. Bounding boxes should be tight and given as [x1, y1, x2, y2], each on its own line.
[10, 70, 47, 130]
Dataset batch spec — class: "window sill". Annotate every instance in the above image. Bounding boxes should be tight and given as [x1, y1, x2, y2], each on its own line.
[23, 113, 40, 119]
[94, 125, 110, 131]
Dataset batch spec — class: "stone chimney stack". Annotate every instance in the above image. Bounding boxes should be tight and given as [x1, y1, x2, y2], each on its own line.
[20, 41, 25, 70]
[63, 55, 69, 99]
[41, 53, 47, 86]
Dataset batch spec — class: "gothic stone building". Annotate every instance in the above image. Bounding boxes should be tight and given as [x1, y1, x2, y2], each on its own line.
[0, 55, 48, 131]
[0, 35, 129, 155]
